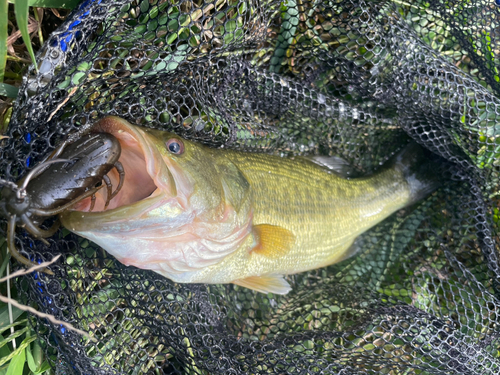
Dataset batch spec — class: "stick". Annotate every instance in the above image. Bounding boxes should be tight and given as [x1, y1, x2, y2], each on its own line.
[0, 294, 95, 341]
[47, 86, 78, 122]
[0, 254, 61, 283]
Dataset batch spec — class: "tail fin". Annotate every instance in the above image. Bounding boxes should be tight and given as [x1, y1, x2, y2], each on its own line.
[390, 142, 442, 206]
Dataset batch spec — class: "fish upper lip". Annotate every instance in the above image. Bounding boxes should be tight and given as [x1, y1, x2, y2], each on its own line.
[62, 116, 175, 221]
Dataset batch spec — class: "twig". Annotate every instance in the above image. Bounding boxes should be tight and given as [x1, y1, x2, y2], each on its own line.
[0, 294, 95, 341]
[0, 254, 61, 283]
[47, 87, 78, 122]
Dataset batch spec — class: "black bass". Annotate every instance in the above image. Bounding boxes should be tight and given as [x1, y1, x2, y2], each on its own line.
[60, 117, 439, 294]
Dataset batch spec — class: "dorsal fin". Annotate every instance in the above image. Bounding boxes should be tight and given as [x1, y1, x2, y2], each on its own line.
[307, 155, 360, 178]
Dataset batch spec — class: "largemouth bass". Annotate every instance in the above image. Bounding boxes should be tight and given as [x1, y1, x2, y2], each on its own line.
[60, 116, 440, 294]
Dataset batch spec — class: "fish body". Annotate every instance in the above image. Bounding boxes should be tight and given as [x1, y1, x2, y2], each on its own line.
[60, 117, 439, 294]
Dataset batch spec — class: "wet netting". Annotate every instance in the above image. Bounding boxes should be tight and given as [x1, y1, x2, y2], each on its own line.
[2, 0, 500, 373]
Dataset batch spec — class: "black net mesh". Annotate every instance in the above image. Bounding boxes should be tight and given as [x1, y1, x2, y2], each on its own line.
[2, 0, 500, 373]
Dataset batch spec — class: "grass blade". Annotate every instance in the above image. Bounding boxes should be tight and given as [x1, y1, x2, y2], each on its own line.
[14, 0, 38, 72]
[0, 0, 7, 82]
[8, 0, 78, 9]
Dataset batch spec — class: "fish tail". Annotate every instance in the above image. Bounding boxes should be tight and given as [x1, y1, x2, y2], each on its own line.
[391, 142, 442, 206]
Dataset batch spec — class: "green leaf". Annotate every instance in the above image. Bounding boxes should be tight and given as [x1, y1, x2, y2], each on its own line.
[26, 344, 36, 372]
[14, 0, 38, 72]
[31, 340, 43, 371]
[5, 346, 25, 375]
[0, 84, 19, 98]
[76, 62, 91, 71]
[71, 71, 86, 85]
[8, 0, 78, 8]
[0, 0, 7, 82]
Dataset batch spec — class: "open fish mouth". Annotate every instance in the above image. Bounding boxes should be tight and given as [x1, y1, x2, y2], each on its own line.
[69, 116, 176, 216]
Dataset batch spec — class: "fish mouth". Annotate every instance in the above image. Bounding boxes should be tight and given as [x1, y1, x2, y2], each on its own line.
[61, 116, 176, 226]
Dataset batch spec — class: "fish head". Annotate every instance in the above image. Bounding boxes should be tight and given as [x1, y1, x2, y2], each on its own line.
[60, 116, 229, 230]
[142, 124, 230, 216]
[59, 116, 252, 276]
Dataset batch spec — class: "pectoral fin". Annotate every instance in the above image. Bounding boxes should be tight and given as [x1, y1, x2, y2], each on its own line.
[251, 224, 295, 259]
[233, 275, 291, 295]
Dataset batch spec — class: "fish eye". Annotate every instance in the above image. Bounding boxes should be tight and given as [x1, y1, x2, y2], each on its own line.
[166, 138, 184, 155]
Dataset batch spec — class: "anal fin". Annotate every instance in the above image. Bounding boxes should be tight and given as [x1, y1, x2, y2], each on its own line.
[233, 275, 291, 295]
